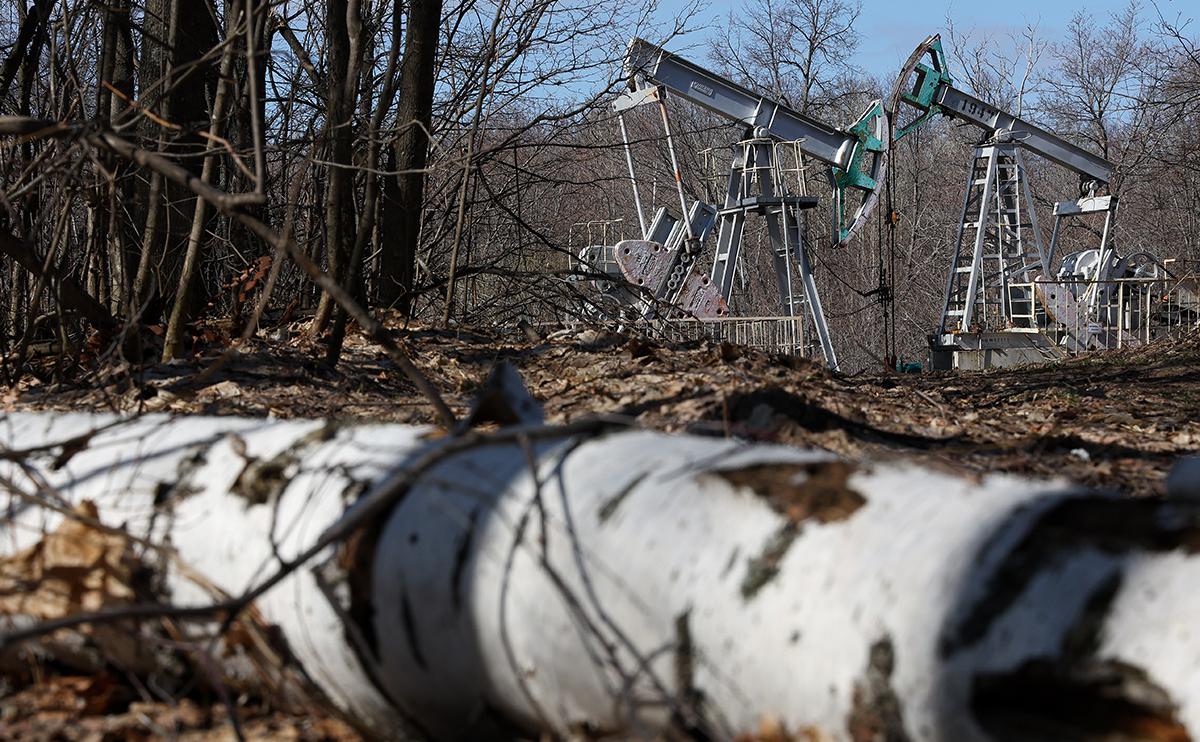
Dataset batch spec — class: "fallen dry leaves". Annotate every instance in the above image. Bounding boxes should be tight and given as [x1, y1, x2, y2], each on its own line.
[0, 675, 360, 741]
[10, 322, 1200, 497]
[0, 501, 159, 674]
[0, 503, 361, 741]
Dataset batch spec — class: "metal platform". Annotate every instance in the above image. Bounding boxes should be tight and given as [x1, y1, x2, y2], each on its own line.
[929, 274, 1200, 370]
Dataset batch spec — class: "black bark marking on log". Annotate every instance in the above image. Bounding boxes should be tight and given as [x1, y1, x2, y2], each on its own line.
[847, 636, 912, 742]
[144, 449, 211, 602]
[973, 570, 1192, 741]
[48, 431, 97, 470]
[741, 523, 799, 600]
[670, 608, 713, 741]
[230, 423, 338, 506]
[152, 481, 171, 506]
[340, 523, 383, 659]
[339, 476, 368, 505]
[972, 659, 1191, 741]
[232, 454, 293, 506]
[452, 507, 479, 613]
[716, 461, 866, 525]
[399, 585, 428, 671]
[335, 422, 434, 672]
[1060, 570, 1123, 662]
[311, 554, 418, 737]
[943, 496, 1200, 657]
[720, 546, 739, 579]
[153, 449, 207, 506]
[597, 472, 648, 524]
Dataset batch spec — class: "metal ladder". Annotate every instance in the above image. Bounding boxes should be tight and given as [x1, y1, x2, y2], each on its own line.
[940, 142, 1045, 334]
[709, 143, 753, 298]
[1006, 283, 1037, 329]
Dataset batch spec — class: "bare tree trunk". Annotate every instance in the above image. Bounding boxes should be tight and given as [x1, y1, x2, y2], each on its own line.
[99, 0, 135, 315]
[5, 0, 51, 340]
[377, 0, 443, 314]
[7, 262, 26, 340]
[131, 169, 163, 309]
[130, 0, 177, 314]
[326, 0, 405, 363]
[223, 0, 270, 335]
[161, 19, 239, 360]
[443, 2, 507, 326]
[0, 0, 50, 105]
[136, 0, 218, 324]
[310, 0, 361, 336]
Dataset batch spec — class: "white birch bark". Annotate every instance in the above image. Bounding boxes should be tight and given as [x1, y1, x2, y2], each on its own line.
[1, 411, 1198, 741]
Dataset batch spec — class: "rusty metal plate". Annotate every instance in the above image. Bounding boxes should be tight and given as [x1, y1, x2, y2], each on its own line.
[1033, 280, 1075, 326]
[614, 239, 671, 293]
[678, 274, 728, 319]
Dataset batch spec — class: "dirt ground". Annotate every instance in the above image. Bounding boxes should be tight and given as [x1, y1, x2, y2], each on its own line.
[9, 319, 1199, 496]
[3, 321, 1199, 739]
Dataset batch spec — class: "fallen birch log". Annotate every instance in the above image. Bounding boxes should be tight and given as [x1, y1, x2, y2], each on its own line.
[1, 410, 1198, 741]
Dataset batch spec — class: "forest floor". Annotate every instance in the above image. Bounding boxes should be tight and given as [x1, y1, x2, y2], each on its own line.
[3, 319, 1200, 739]
[10, 316, 1200, 497]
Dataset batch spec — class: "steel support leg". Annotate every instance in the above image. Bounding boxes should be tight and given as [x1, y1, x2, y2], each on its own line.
[960, 147, 999, 331]
[795, 242, 839, 371]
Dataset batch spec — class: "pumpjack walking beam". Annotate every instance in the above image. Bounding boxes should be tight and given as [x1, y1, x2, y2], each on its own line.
[621, 37, 888, 248]
[612, 39, 892, 371]
[890, 35, 1111, 186]
[890, 35, 1117, 337]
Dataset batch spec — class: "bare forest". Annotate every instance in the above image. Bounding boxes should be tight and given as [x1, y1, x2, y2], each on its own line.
[0, 0, 1194, 373]
[1, 0, 1200, 739]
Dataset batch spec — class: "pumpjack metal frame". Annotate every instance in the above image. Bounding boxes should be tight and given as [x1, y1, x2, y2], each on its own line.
[621, 38, 888, 248]
[891, 35, 1136, 368]
[938, 141, 1048, 335]
[595, 38, 892, 371]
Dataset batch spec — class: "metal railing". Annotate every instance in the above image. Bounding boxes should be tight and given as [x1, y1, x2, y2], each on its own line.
[1014, 275, 1199, 353]
[645, 315, 814, 357]
[567, 219, 627, 272]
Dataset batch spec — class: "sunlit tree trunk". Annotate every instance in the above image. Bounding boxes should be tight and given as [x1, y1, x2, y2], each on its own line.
[135, 0, 218, 325]
[311, 0, 361, 336]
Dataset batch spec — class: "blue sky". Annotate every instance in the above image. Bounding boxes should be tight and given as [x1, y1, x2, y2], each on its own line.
[652, 0, 1193, 78]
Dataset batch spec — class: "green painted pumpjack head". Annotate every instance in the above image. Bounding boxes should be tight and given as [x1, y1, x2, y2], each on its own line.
[831, 99, 887, 245]
[830, 34, 954, 244]
[893, 35, 953, 141]
[835, 100, 886, 191]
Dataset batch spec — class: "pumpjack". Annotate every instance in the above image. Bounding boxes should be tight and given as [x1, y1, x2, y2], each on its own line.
[891, 35, 1171, 369]
[578, 38, 890, 371]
